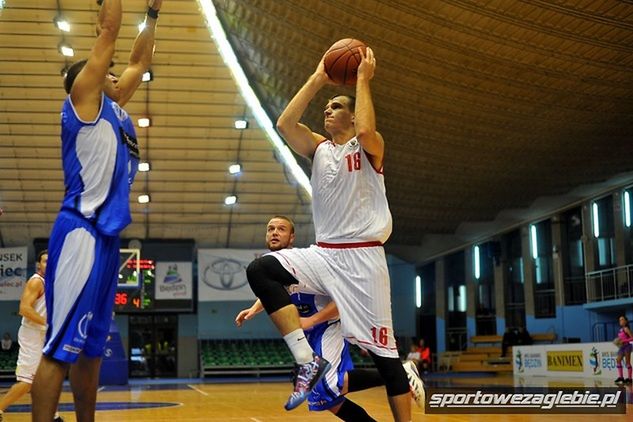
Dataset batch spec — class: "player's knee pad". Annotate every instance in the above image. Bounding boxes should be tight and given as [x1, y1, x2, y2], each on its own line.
[246, 256, 296, 314]
[369, 352, 410, 397]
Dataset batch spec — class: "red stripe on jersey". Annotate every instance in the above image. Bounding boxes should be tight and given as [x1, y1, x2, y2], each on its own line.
[344, 336, 398, 351]
[362, 148, 383, 174]
[317, 241, 383, 249]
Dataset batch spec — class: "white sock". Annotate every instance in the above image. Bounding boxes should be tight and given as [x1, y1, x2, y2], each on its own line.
[283, 329, 313, 364]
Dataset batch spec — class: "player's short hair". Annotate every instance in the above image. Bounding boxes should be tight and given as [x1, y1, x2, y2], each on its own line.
[64, 59, 88, 94]
[330, 94, 356, 112]
[270, 215, 295, 234]
[37, 249, 47, 263]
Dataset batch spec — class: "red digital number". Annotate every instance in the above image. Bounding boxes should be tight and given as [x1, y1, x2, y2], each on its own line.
[115, 292, 128, 305]
[132, 297, 141, 308]
[345, 152, 361, 172]
[371, 326, 389, 346]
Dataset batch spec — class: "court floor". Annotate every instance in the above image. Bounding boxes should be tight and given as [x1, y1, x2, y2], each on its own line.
[1, 374, 631, 421]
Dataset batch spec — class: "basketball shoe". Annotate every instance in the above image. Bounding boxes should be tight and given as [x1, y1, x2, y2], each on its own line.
[284, 354, 331, 410]
[403, 360, 425, 408]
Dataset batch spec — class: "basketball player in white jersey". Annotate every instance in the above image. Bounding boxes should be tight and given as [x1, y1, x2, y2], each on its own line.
[239, 216, 424, 421]
[0, 251, 62, 421]
[246, 47, 414, 420]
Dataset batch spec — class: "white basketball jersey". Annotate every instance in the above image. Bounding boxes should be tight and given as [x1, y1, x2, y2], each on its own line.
[21, 273, 47, 331]
[311, 137, 392, 243]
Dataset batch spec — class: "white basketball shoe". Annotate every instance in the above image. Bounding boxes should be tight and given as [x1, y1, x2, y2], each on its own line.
[403, 360, 425, 409]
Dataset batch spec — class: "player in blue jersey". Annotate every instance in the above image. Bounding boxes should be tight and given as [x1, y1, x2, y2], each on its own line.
[236, 216, 424, 420]
[31, 1, 162, 421]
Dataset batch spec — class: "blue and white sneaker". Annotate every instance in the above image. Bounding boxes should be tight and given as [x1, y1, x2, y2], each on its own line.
[284, 354, 331, 410]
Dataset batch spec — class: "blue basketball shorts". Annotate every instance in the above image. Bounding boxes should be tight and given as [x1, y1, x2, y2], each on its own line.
[307, 320, 355, 411]
[43, 210, 120, 363]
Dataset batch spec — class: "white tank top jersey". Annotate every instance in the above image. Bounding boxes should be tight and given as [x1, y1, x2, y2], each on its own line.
[21, 273, 47, 331]
[311, 137, 392, 244]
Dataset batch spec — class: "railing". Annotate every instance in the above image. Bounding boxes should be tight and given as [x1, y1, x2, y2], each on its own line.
[446, 327, 467, 351]
[592, 322, 619, 342]
[564, 276, 587, 305]
[585, 264, 633, 303]
[534, 289, 555, 318]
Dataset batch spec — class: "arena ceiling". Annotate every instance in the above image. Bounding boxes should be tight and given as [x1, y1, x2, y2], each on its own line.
[1, 0, 632, 264]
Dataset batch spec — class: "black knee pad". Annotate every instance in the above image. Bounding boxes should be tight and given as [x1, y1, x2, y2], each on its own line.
[369, 351, 410, 396]
[246, 255, 297, 314]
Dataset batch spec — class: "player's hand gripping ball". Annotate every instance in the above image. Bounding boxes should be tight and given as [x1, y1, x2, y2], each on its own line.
[323, 38, 367, 85]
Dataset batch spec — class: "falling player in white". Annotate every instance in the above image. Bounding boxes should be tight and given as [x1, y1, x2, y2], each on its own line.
[0, 251, 62, 422]
[246, 47, 414, 421]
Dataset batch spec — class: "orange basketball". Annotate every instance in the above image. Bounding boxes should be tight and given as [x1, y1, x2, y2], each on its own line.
[323, 38, 367, 85]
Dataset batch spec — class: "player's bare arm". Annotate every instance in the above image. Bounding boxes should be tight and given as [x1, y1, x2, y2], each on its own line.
[115, 0, 162, 106]
[277, 57, 333, 159]
[235, 298, 264, 327]
[18, 277, 46, 327]
[71, 0, 122, 121]
[354, 47, 384, 169]
[300, 301, 340, 331]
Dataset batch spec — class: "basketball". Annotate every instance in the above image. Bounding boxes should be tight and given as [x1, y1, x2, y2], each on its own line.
[323, 38, 367, 85]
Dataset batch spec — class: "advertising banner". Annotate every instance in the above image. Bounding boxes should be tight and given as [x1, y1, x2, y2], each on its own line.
[0, 247, 28, 301]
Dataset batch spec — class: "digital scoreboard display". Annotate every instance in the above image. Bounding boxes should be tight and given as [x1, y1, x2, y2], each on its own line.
[114, 258, 193, 313]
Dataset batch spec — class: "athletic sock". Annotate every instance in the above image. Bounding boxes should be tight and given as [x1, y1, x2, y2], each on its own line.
[347, 369, 385, 392]
[334, 399, 376, 421]
[283, 329, 313, 364]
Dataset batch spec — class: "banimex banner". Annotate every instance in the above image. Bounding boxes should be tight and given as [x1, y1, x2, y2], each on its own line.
[425, 387, 626, 414]
[0, 246, 28, 301]
[514, 342, 622, 379]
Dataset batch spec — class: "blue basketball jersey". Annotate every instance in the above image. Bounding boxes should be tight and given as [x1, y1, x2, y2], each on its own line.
[60, 94, 139, 235]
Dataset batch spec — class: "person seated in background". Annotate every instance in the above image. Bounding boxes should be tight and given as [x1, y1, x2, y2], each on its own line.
[0, 333, 12, 352]
[417, 339, 431, 374]
[405, 343, 421, 370]
[516, 326, 533, 346]
[501, 327, 518, 357]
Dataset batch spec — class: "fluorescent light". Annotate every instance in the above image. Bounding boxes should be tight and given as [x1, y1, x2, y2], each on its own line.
[138, 162, 151, 172]
[138, 21, 146, 32]
[59, 43, 74, 57]
[234, 119, 248, 129]
[138, 118, 151, 128]
[415, 276, 421, 309]
[228, 163, 241, 175]
[55, 17, 70, 32]
[530, 224, 538, 259]
[624, 191, 631, 228]
[142, 70, 153, 82]
[592, 202, 600, 237]
[474, 245, 480, 280]
[138, 194, 150, 204]
[458, 285, 467, 312]
[224, 195, 237, 206]
[198, 0, 312, 197]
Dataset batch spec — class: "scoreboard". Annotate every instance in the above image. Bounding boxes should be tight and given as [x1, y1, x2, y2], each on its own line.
[114, 258, 194, 313]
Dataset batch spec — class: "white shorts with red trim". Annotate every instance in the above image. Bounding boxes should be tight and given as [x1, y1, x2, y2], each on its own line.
[269, 243, 398, 358]
[16, 324, 46, 384]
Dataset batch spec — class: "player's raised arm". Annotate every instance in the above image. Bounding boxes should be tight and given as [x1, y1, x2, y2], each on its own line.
[354, 47, 384, 169]
[70, 0, 122, 121]
[276, 57, 332, 159]
[115, 0, 162, 106]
